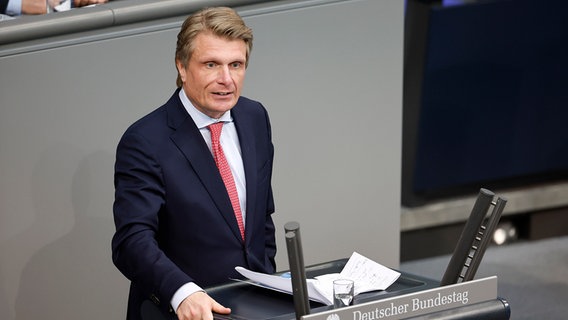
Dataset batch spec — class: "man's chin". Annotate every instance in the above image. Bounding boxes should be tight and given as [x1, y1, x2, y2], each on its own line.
[204, 105, 237, 119]
[211, 101, 238, 112]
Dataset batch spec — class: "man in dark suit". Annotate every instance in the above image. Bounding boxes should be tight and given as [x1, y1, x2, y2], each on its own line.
[112, 7, 276, 320]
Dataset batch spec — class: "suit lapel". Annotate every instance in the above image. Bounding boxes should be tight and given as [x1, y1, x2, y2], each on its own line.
[166, 93, 244, 243]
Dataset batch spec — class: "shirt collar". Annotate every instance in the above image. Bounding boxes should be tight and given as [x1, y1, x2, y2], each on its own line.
[179, 88, 233, 129]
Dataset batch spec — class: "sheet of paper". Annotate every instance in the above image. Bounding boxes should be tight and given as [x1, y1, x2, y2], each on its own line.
[339, 252, 401, 294]
[234, 267, 332, 305]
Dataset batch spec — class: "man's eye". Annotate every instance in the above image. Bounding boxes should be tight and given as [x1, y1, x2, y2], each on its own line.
[206, 62, 216, 68]
[231, 62, 242, 68]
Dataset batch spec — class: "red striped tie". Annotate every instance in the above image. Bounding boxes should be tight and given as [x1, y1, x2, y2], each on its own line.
[208, 122, 245, 241]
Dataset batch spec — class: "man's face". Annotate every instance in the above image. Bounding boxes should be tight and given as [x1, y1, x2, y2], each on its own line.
[177, 32, 247, 119]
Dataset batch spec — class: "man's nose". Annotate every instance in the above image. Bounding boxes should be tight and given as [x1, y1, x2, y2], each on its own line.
[217, 66, 232, 83]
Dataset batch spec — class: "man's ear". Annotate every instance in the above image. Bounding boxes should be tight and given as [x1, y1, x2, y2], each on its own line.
[175, 60, 186, 83]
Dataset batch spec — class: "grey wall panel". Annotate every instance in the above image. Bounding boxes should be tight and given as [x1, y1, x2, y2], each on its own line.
[0, 0, 403, 319]
[241, 0, 404, 268]
[0, 25, 177, 320]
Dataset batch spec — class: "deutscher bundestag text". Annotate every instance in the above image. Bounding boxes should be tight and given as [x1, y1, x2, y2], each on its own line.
[352, 290, 469, 319]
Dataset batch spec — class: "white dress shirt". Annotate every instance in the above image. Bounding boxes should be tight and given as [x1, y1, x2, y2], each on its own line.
[4, 0, 22, 16]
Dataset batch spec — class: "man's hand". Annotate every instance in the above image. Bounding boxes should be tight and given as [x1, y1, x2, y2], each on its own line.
[21, 0, 47, 15]
[176, 291, 231, 320]
[72, 0, 107, 8]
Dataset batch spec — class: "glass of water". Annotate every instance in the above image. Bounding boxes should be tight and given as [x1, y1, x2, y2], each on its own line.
[333, 279, 354, 308]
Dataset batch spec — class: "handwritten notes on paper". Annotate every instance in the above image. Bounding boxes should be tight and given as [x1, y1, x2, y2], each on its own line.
[341, 251, 401, 294]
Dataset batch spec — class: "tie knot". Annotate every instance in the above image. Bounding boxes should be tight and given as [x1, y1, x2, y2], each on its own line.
[208, 122, 224, 143]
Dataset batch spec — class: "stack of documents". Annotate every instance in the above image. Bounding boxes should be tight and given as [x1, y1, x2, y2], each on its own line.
[235, 252, 401, 305]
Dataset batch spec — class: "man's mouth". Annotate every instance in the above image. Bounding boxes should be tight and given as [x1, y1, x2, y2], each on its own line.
[213, 92, 232, 96]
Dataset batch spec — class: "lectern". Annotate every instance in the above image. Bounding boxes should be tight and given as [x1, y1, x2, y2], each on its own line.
[208, 259, 510, 320]
[209, 189, 510, 319]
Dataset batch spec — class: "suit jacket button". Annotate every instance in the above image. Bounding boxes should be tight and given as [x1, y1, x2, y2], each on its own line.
[150, 294, 160, 306]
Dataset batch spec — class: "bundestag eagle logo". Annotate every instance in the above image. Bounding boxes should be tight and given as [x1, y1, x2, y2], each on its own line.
[326, 314, 340, 320]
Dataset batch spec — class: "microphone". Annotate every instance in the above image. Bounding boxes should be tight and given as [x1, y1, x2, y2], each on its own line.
[285, 221, 310, 319]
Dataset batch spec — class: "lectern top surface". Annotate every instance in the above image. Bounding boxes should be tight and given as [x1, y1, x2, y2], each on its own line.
[208, 259, 438, 320]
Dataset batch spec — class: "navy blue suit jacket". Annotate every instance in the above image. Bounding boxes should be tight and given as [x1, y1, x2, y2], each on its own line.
[112, 89, 276, 319]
